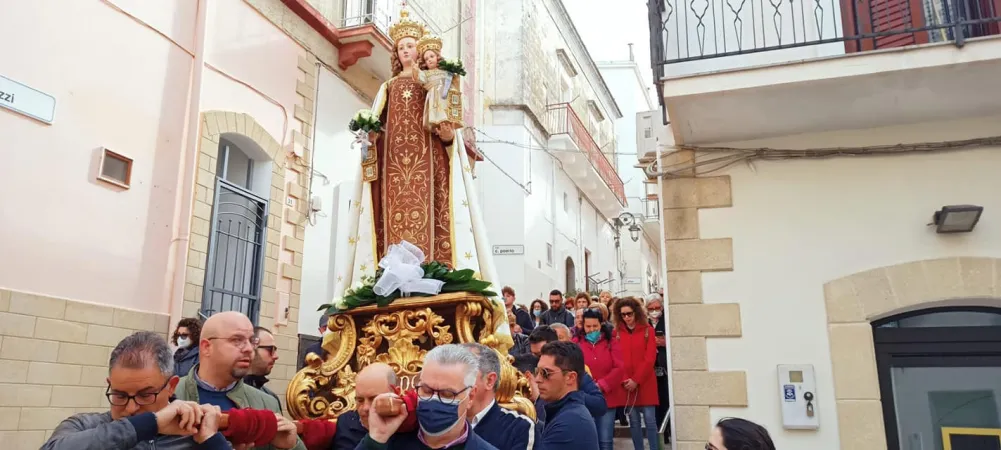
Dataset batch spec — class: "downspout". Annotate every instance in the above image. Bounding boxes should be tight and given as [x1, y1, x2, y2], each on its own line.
[164, 0, 209, 328]
[656, 142, 677, 450]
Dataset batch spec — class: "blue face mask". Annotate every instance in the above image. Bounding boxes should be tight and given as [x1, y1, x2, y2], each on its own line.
[533, 309, 542, 317]
[416, 398, 463, 436]
[585, 330, 601, 343]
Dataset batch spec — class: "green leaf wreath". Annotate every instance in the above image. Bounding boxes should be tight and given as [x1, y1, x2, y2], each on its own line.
[348, 109, 383, 133]
[317, 261, 497, 314]
[437, 58, 467, 76]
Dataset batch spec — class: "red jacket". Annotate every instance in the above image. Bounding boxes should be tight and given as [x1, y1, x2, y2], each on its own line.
[574, 333, 626, 407]
[614, 323, 660, 407]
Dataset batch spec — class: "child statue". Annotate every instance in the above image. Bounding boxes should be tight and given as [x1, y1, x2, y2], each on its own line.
[415, 33, 463, 132]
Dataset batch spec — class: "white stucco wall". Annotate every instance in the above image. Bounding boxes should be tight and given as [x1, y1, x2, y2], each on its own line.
[298, 67, 368, 335]
[696, 115, 1001, 449]
[477, 111, 620, 304]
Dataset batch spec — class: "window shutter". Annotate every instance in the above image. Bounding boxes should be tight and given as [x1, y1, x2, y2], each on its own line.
[840, 0, 928, 52]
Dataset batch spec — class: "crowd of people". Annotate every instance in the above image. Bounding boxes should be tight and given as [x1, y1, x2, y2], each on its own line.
[39, 293, 777, 450]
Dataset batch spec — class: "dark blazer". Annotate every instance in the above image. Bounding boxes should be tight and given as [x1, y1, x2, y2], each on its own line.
[355, 427, 498, 450]
[474, 402, 537, 450]
[332, 411, 368, 450]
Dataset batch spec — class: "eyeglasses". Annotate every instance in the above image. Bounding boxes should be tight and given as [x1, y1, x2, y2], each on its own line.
[175, 333, 190, 339]
[106, 379, 171, 406]
[208, 335, 260, 350]
[620, 311, 635, 317]
[533, 366, 567, 380]
[414, 384, 471, 405]
[257, 345, 278, 355]
[704, 444, 719, 450]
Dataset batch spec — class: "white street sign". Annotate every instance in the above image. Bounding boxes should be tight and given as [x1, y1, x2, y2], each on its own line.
[623, 277, 642, 284]
[492, 245, 525, 255]
[0, 75, 55, 124]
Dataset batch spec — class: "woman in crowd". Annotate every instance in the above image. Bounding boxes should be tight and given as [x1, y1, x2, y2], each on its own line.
[575, 292, 591, 311]
[171, 317, 202, 376]
[530, 299, 548, 328]
[598, 290, 612, 307]
[612, 297, 659, 450]
[508, 311, 531, 356]
[592, 302, 610, 324]
[574, 308, 585, 339]
[574, 308, 623, 450]
[708, 418, 776, 450]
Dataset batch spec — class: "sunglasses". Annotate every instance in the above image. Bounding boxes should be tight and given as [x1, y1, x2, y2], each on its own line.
[621, 311, 634, 317]
[257, 345, 278, 355]
[533, 367, 566, 380]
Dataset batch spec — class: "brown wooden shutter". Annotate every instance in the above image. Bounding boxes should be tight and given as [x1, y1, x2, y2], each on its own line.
[840, 0, 929, 52]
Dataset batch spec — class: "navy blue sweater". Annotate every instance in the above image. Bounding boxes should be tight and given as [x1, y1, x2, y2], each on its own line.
[536, 391, 598, 450]
[535, 372, 607, 421]
[473, 403, 537, 450]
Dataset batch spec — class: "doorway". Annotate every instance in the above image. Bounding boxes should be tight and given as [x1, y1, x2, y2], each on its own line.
[874, 307, 1001, 450]
[565, 257, 576, 294]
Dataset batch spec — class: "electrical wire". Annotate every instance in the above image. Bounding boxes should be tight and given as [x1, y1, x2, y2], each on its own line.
[645, 135, 1001, 178]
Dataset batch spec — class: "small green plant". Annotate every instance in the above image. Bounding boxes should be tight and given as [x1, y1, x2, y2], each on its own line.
[437, 58, 467, 76]
[318, 261, 497, 314]
[348, 109, 383, 133]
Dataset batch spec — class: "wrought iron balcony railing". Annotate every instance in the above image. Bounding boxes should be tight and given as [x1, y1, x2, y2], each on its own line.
[650, 0, 1001, 65]
[340, 0, 394, 34]
[546, 103, 628, 207]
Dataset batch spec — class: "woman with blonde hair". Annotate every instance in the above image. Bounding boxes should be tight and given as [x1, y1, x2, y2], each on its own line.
[612, 296, 659, 450]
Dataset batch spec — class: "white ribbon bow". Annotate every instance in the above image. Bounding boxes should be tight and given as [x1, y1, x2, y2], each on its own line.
[352, 129, 372, 160]
[373, 241, 445, 297]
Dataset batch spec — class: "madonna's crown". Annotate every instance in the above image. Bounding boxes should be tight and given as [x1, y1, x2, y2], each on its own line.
[389, 9, 425, 45]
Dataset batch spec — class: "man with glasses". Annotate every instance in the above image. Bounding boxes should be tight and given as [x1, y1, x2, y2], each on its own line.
[459, 343, 537, 450]
[361, 344, 498, 449]
[174, 311, 306, 450]
[245, 326, 281, 404]
[524, 326, 607, 419]
[42, 331, 229, 450]
[533, 341, 598, 450]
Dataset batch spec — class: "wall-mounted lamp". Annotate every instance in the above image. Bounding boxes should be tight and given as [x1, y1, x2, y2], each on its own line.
[932, 205, 983, 233]
[616, 212, 643, 243]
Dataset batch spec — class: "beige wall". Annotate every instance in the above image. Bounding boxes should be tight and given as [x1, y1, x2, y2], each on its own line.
[663, 116, 1001, 449]
[0, 289, 170, 449]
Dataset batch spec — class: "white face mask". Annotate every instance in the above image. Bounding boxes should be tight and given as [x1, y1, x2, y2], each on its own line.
[176, 337, 191, 348]
[649, 311, 662, 320]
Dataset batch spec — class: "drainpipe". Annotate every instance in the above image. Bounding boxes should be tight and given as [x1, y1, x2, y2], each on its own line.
[656, 142, 677, 450]
[164, 0, 209, 329]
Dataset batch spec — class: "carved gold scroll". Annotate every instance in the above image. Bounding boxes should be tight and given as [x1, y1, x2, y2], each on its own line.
[286, 292, 535, 422]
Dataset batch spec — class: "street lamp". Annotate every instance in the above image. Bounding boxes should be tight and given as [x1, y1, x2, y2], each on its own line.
[617, 212, 642, 243]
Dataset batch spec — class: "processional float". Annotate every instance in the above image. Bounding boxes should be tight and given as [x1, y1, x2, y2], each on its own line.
[284, 6, 534, 424]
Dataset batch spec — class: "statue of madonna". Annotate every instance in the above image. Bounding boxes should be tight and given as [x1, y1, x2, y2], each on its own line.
[330, 9, 498, 301]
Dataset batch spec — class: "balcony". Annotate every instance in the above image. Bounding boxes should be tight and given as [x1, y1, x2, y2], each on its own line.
[545, 103, 627, 219]
[649, 0, 1001, 143]
[282, 0, 393, 78]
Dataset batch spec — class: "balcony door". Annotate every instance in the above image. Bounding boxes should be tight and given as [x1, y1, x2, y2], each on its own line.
[841, 0, 1001, 52]
[875, 307, 1001, 450]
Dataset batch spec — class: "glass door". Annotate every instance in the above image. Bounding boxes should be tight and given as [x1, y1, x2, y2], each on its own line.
[874, 308, 1001, 450]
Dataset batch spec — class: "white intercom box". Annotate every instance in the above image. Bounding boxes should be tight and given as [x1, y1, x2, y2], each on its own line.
[777, 364, 819, 430]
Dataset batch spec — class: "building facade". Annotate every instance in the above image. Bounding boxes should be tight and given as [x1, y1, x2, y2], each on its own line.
[598, 57, 663, 297]
[472, 0, 628, 302]
[644, 0, 1001, 448]
[0, 0, 396, 445]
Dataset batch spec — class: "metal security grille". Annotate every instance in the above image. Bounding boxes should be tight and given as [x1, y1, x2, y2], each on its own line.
[201, 178, 268, 324]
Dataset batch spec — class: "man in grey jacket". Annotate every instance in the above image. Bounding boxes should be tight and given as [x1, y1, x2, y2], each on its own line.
[41, 331, 231, 450]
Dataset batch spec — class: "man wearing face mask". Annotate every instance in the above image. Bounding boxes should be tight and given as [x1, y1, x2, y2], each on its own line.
[646, 293, 670, 442]
[359, 344, 498, 449]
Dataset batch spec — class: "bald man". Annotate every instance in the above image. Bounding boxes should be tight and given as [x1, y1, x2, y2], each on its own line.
[332, 363, 399, 450]
[174, 311, 307, 450]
